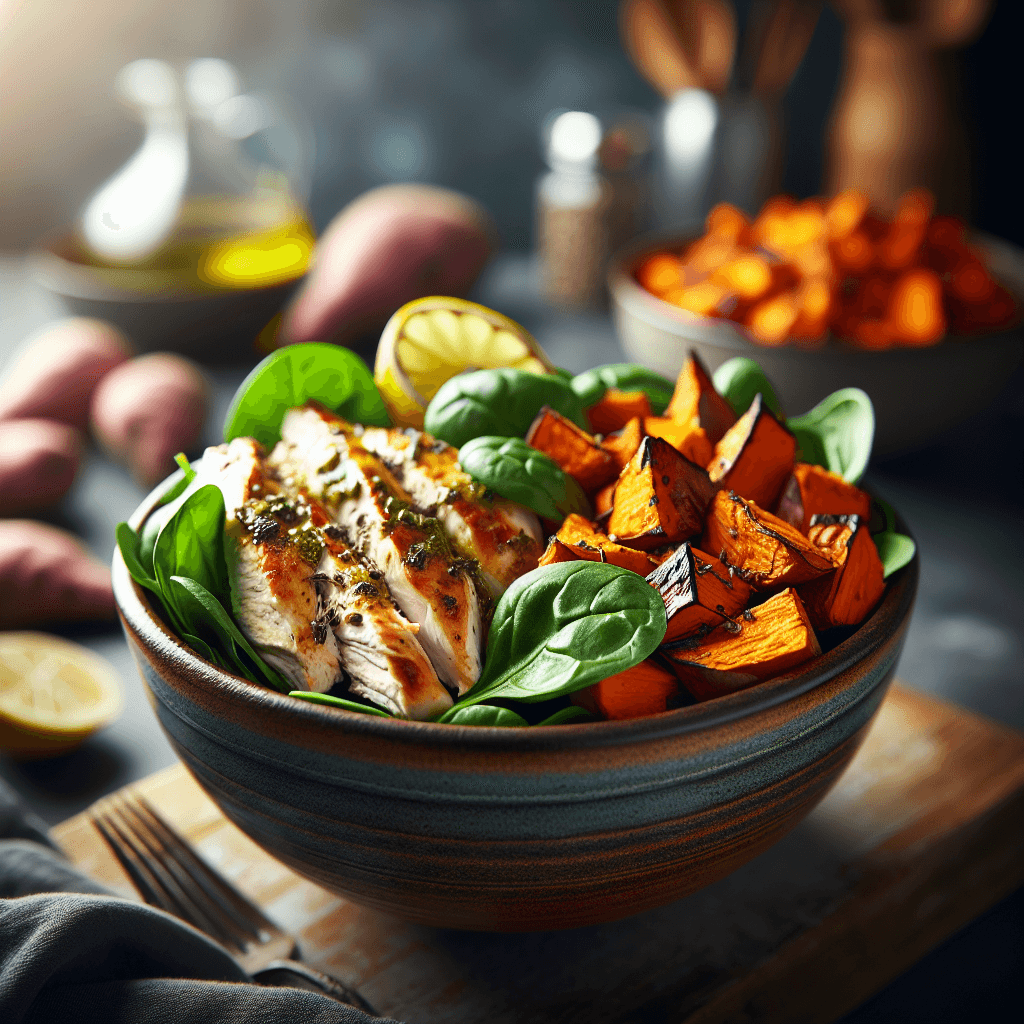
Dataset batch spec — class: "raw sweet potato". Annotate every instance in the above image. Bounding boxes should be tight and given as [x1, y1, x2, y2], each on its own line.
[647, 543, 752, 642]
[707, 394, 796, 509]
[587, 389, 652, 435]
[798, 514, 886, 630]
[555, 514, 660, 575]
[643, 416, 714, 466]
[0, 419, 81, 515]
[526, 406, 619, 494]
[572, 660, 680, 720]
[661, 587, 820, 701]
[607, 437, 717, 551]
[601, 416, 646, 471]
[701, 490, 833, 590]
[663, 352, 737, 444]
[774, 462, 872, 534]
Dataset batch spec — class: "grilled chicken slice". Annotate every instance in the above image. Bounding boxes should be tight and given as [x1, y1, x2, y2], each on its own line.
[271, 405, 484, 694]
[358, 426, 543, 597]
[308, 504, 452, 720]
[198, 438, 343, 694]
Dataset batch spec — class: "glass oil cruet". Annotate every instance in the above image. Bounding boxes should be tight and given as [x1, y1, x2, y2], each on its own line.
[78, 57, 314, 293]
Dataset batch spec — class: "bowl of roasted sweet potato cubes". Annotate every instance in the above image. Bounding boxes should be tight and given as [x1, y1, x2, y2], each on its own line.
[610, 188, 1024, 456]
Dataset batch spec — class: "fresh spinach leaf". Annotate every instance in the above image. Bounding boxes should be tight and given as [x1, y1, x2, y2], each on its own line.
[458, 436, 592, 521]
[872, 531, 916, 578]
[712, 357, 784, 419]
[116, 522, 159, 593]
[153, 485, 229, 634]
[441, 562, 666, 715]
[441, 705, 529, 727]
[535, 705, 593, 726]
[139, 456, 202, 575]
[170, 576, 289, 693]
[224, 342, 389, 449]
[424, 368, 587, 448]
[788, 388, 874, 483]
[288, 691, 392, 717]
[181, 633, 219, 664]
[571, 363, 674, 414]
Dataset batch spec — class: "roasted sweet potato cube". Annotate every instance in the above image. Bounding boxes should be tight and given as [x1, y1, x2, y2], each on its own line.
[643, 416, 714, 466]
[556, 514, 660, 575]
[607, 437, 717, 551]
[594, 480, 616, 516]
[798, 514, 886, 630]
[601, 416, 646, 471]
[707, 394, 796, 509]
[664, 351, 737, 444]
[538, 538, 581, 566]
[587, 389, 653, 435]
[660, 588, 821, 701]
[526, 406, 619, 495]
[647, 542, 752, 642]
[572, 660, 681, 720]
[701, 490, 834, 590]
[775, 462, 872, 534]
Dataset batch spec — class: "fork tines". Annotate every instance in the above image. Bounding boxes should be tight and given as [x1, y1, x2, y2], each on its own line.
[88, 791, 287, 957]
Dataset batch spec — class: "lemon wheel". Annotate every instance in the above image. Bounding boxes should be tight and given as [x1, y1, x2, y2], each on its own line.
[0, 632, 123, 759]
[374, 296, 556, 427]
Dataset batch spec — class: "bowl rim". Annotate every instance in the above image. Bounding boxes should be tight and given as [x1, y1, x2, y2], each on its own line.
[113, 468, 919, 750]
[607, 228, 1024, 355]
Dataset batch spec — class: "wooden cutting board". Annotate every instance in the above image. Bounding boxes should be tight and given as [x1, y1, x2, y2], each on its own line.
[51, 682, 1024, 1024]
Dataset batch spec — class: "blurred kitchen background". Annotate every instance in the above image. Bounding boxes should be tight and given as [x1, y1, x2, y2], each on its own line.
[2, 0, 1021, 253]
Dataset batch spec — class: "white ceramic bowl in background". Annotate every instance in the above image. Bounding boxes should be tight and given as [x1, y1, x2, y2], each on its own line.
[608, 232, 1024, 457]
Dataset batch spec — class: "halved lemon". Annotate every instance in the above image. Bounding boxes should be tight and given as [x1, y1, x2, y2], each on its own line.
[0, 633, 123, 759]
[374, 296, 556, 427]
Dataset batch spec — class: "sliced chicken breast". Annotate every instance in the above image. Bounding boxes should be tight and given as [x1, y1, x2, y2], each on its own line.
[199, 438, 343, 694]
[358, 426, 543, 597]
[271, 405, 484, 694]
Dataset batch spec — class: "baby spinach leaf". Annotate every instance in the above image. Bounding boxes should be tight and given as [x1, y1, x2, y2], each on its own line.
[139, 456, 203, 575]
[224, 343, 389, 449]
[424, 368, 587, 448]
[535, 705, 593, 726]
[153, 486, 229, 631]
[458, 436, 591, 521]
[288, 691, 392, 717]
[788, 388, 874, 483]
[571, 363, 674, 414]
[872, 531, 916, 578]
[440, 704, 529, 727]
[181, 633, 219, 665]
[116, 522, 159, 593]
[449, 561, 666, 711]
[170, 576, 289, 693]
[712, 357, 784, 419]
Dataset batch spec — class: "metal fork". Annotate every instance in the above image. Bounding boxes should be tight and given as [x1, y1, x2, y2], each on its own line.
[87, 791, 375, 1013]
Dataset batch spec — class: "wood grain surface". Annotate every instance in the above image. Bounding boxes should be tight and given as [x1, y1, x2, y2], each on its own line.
[51, 682, 1024, 1024]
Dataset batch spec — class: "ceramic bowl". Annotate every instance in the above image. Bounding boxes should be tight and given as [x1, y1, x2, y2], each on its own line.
[29, 232, 302, 363]
[112, 480, 918, 932]
[608, 232, 1024, 457]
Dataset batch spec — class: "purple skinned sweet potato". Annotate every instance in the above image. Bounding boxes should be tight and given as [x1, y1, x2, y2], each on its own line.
[281, 184, 496, 347]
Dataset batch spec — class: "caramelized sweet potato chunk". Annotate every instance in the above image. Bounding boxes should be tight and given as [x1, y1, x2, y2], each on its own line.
[775, 462, 872, 534]
[701, 490, 833, 590]
[664, 352, 737, 444]
[594, 480, 616, 516]
[556, 513, 661, 575]
[798, 514, 886, 630]
[643, 416, 714, 466]
[526, 406, 619, 494]
[647, 542, 752, 642]
[607, 437, 717, 551]
[707, 394, 796, 509]
[587, 389, 653, 435]
[572, 659, 680, 720]
[538, 537, 580, 566]
[661, 587, 821, 701]
[600, 416, 646, 471]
